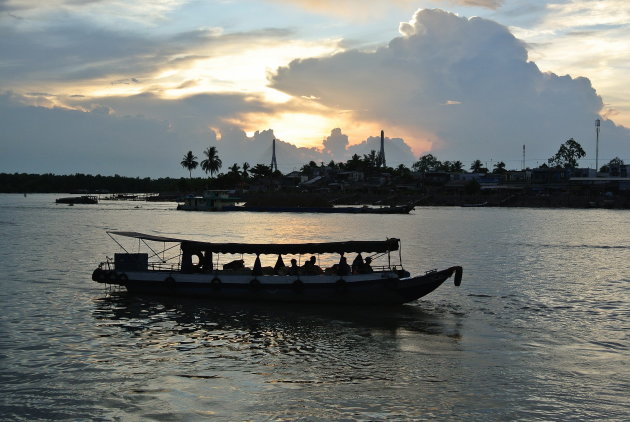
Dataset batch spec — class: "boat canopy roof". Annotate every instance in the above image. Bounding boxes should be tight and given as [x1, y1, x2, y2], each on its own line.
[108, 231, 399, 255]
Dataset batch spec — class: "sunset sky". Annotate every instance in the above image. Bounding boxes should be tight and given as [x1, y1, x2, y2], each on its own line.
[1, 0, 629, 177]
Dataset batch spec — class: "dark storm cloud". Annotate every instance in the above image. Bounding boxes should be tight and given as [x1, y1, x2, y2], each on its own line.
[270, 8, 630, 165]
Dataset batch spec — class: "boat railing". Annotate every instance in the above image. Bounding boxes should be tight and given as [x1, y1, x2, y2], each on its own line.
[148, 262, 179, 272]
[101, 256, 403, 275]
[102, 257, 179, 273]
[373, 264, 402, 272]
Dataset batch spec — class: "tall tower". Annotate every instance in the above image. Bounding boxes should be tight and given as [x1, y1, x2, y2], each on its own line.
[595, 119, 600, 173]
[270, 138, 278, 172]
[522, 145, 526, 170]
[379, 130, 386, 167]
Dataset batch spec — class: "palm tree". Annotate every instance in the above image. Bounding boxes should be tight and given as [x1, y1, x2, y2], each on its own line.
[450, 160, 464, 173]
[180, 151, 198, 179]
[242, 162, 250, 179]
[345, 154, 363, 171]
[470, 159, 484, 173]
[200, 146, 222, 177]
[394, 164, 411, 177]
[228, 163, 241, 176]
[493, 161, 507, 174]
[363, 150, 378, 169]
[250, 164, 273, 179]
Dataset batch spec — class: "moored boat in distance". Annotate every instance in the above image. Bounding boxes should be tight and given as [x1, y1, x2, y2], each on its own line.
[176, 190, 414, 214]
[461, 201, 488, 207]
[177, 190, 240, 211]
[92, 231, 462, 305]
[55, 195, 98, 204]
[222, 203, 415, 214]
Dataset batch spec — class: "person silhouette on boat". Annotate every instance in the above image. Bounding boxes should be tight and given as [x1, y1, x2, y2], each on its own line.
[302, 256, 323, 275]
[358, 256, 374, 274]
[351, 253, 364, 274]
[337, 255, 350, 276]
[288, 258, 300, 275]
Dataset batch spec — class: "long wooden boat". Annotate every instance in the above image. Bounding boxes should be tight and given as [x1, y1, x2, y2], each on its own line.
[92, 231, 462, 305]
[221, 203, 415, 214]
[56, 195, 98, 204]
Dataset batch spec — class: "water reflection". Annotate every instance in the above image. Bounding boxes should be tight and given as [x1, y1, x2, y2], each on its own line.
[89, 292, 467, 419]
[93, 292, 463, 345]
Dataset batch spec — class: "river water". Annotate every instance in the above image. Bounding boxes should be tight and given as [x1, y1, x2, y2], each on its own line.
[0, 194, 628, 421]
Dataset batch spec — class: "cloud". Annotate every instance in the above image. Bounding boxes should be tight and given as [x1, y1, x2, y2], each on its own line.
[318, 127, 415, 165]
[510, 0, 630, 127]
[434, 0, 504, 9]
[4, 4, 629, 177]
[0, 90, 263, 177]
[270, 8, 630, 166]
[347, 134, 416, 166]
[1, 0, 186, 24]
[271, 0, 503, 18]
[1, 3, 347, 135]
[0, 92, 179, 177]
[322, 128, 349, 159]
[269, 0, 414, 18]
[543, 0, 630, 29]
[0, 92, 364, 176]
[0, 24, 174, 87]
[0, 89, 418, 177]
[1, 25, 277, 85]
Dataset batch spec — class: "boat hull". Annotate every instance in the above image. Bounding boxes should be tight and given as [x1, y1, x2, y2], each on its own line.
[221, 205, 414, 214]
[93, 267, 461, 305]
[56, 195, 98, 204]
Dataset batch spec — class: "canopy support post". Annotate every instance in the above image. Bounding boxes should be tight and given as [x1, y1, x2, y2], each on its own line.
[108, 231, 129, 253]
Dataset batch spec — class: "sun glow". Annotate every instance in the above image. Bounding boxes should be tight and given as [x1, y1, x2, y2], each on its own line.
[231, 112, 337, 148]
[157, 40, 341, 102]
[39, 38, 340, 109]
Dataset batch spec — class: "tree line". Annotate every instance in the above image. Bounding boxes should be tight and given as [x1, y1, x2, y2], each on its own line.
[0, 173, 190, 194]
[180, 138, 625, 182]
[2, 138, 624, 193]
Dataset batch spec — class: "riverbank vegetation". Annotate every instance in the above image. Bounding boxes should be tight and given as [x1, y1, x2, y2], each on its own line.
[2, 138, 629, 208]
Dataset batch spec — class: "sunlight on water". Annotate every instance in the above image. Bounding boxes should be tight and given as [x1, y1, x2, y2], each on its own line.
[0, 195, 628, 421]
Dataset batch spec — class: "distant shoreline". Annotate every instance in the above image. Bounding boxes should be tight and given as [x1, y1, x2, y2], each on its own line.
[11, 190, 630, 210]
[3, 172, 630, 209]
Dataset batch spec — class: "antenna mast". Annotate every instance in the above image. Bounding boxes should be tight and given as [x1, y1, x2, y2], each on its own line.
[270, 138, 278, 172]
[595, 119, 600, 173]
[380, 130, 386, 167]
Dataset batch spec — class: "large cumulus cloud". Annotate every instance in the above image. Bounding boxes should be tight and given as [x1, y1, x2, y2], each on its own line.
[271, 8, 630, 167]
